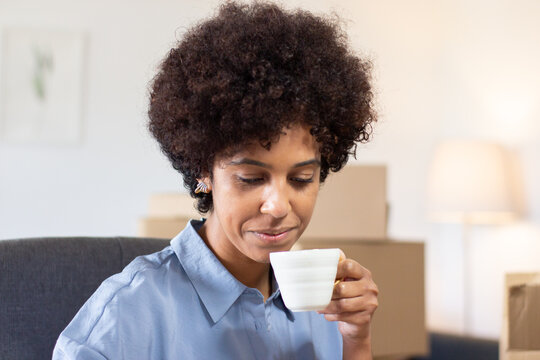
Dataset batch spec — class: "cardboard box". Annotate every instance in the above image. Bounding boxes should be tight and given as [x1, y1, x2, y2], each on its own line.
[138, 193, 200, 238]
[297, 238, 427, 359]
[137, 217, 191, 239]
[502, 273, 540, 360]
[147, 192, 201, 218]
[302, 165, 387, 240]
[509, 285, 540, 350]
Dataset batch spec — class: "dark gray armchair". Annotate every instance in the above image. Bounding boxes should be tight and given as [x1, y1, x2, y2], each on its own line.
[0, 237, 169, 360]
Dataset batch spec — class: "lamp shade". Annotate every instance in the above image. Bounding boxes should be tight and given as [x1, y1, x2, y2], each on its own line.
[427, 140, 516, 224]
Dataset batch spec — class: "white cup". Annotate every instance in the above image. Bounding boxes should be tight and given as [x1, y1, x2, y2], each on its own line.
[270, 248, 341, 312]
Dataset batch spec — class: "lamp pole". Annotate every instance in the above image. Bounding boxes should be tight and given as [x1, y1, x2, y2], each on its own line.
[462, 218, 472, 335]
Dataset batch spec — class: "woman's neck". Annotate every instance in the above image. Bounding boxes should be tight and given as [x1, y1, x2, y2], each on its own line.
[198, 216, 272, 300]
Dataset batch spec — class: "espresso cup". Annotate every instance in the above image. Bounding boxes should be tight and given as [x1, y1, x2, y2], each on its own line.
[270, 248, 341, 312]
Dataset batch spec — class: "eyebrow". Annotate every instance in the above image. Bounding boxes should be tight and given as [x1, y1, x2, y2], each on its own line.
[228, 158, 321, 169]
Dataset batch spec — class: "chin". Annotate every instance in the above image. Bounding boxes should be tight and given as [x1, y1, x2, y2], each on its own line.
[251, 244, 291, 264]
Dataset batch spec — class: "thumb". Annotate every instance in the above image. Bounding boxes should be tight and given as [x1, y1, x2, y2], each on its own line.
[338, 248, 346, 262]
[335, 249, 356, 283]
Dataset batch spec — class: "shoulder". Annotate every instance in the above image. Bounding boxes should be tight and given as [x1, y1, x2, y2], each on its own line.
[92, 245, 180, 306]
[55, 246, 190, 358]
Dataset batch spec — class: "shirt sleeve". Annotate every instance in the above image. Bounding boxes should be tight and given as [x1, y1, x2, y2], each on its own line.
[52, 336, 108, 360]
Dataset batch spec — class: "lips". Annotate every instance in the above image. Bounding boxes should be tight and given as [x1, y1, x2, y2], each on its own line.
[256, 228, 293, 235]
[251, 227, 297, 243]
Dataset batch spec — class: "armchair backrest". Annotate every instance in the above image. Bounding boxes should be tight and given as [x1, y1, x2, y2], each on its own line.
[0, 236, 169, 360]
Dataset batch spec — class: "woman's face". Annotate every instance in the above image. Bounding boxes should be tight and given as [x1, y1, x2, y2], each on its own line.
[206, 124, 320, 263]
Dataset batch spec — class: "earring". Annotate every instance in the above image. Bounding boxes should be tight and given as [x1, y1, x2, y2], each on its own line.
[195, 181, 210, 194]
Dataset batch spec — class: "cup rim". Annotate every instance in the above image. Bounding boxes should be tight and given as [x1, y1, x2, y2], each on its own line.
[269, 248, 341, 267]
[270, 248, 340, 259]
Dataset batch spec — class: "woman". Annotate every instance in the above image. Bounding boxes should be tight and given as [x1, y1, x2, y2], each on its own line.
[54, 2, 378, 359]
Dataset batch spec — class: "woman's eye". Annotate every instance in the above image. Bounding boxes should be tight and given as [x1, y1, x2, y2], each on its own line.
[237, 176, 264, 185]
[236, 175, 313, 186]
[290, 177, 314, 184]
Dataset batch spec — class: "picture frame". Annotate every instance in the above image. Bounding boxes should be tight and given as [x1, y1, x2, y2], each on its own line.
[0, 28, 85, 144]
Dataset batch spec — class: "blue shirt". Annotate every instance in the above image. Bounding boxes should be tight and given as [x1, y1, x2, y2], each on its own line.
[53, 219, 342, 359]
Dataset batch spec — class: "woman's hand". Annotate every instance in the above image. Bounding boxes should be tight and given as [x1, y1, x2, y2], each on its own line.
[318, 251, 379, 358]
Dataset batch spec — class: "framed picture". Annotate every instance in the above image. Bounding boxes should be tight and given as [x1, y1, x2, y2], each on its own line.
[0, 28, 85, 144]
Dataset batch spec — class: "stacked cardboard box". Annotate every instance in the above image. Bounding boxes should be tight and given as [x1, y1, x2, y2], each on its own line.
[302, 165, 387, 240]
[138, 165, 427, 358]
[137, 193, 199, 239]
[502, 273, 540, 360]
[298, 238, 426, 358]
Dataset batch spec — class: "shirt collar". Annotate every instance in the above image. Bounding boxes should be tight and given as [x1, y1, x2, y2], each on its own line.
[170, 219, 247, 324]
[171, 219, 294, 323]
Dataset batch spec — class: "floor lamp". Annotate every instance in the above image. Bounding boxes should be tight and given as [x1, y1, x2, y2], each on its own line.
[427, 140, 517, 334]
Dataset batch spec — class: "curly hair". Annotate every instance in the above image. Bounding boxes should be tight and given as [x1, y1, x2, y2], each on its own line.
[148, 1, 376, 213]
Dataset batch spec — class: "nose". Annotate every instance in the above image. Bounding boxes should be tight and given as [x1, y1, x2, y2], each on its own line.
[260, 181, 291, 219]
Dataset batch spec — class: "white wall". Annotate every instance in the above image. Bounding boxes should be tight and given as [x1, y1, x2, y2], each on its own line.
[0, 0, 223, 238]
[423, 0, 540, 338]
[1, 0, 539, 339]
